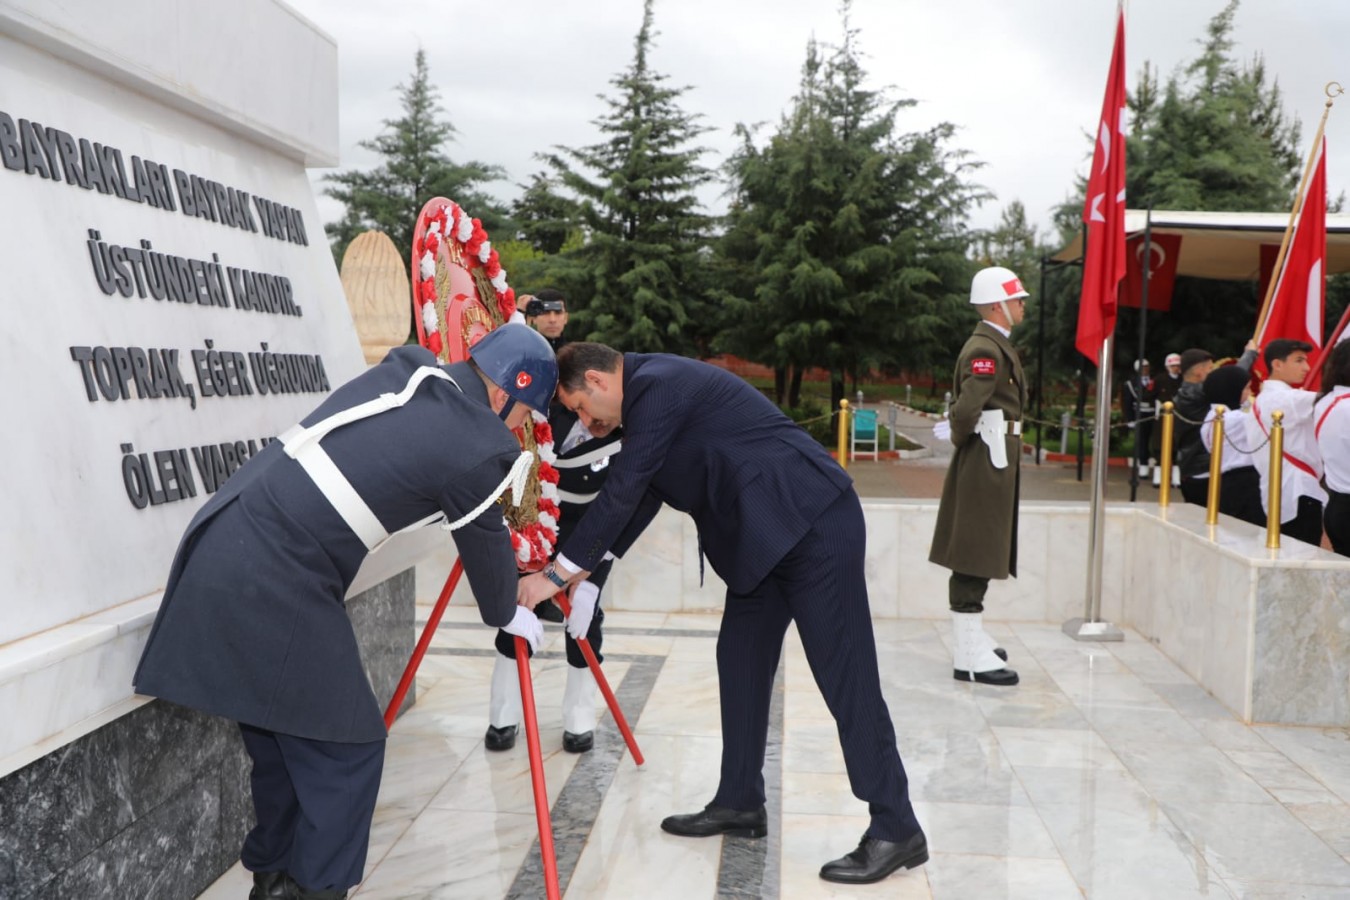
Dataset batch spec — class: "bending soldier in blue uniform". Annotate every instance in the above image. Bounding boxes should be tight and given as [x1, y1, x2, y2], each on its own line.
[518, 342, 928, 886]
[133, 324, 558, 900]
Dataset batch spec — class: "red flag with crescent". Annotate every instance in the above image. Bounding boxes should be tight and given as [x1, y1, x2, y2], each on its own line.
[1254, 137, 1327, 383]
[1120, 233, 1181, 311]
[1076, 4, 1127, 363]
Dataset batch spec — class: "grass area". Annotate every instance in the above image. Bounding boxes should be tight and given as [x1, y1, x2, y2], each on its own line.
[1024, 425, 1135, 458]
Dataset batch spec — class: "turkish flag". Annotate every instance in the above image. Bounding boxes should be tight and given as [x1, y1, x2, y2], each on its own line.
[1120, 233, 1181, 311]
[1076, 5, 1127, 363]
[1254, 136, 1327, 381]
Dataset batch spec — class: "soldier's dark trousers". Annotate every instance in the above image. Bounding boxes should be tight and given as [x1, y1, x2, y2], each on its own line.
[239, 724, 385, 892]
[712, 489, 921, 843]
[1283, 496, 1325, 547]
[948, 572, 990, 613]
[1326, 490, 1350, 557]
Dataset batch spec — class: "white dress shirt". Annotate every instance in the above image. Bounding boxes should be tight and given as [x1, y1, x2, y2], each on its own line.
[1315, 385, 1350, 493]
[1251, 380, 1327, 522]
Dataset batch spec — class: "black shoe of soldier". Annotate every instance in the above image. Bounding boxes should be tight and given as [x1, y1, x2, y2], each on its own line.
[485, 724, 518, 751]
[249, 871, 295, 900]
[536, 600, 564, 623]
[660, 803, 767, 839]
[563, 730, 594, 753]
[952, 666, 1019, 686]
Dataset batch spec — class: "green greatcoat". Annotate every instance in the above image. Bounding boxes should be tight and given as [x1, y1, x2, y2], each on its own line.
[929, 321, 1026, 580]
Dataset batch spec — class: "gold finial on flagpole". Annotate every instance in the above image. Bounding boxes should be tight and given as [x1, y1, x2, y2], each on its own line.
[1326, 82, 1344, 103]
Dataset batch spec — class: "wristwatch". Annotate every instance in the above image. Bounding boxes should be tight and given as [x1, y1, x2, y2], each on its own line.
[542, 563, 567, 588]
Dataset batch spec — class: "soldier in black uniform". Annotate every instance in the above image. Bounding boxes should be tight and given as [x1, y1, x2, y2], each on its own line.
[133, 324, 557, 900]
[486, 290, 623, 754]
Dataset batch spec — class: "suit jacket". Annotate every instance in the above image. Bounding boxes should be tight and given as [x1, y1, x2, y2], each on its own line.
[559, 354, 853, 595]
[549, 399, 621, 588]
[929, 322, 1025, 580]
[133, 346, 521, 743]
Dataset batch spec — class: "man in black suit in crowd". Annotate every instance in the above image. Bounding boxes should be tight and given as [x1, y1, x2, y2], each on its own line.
[517, 342, 927, 886]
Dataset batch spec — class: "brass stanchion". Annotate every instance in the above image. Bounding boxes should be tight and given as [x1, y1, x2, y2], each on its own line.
[837, 399, 850, 471]
[1266, 410, 1285, 549]
[1205, 406, 1226, 525]
[1158, 402, 1175, 508]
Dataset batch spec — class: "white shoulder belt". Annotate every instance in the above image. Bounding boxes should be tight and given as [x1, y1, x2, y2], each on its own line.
[279, 366, 532, 552]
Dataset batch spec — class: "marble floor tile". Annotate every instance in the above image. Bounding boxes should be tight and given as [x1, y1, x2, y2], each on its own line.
[991, 726, 1127, 772]
[1160, 800, 1350, 888]
[924, 852, 1082, 900]
[195, 613, 1350, 900]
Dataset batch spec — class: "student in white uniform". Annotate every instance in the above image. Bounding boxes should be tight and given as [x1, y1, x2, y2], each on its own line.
[1314, 340, 1350, 556]
[1251, 339, 1327, 546]
[1199, 365, 1265, 527]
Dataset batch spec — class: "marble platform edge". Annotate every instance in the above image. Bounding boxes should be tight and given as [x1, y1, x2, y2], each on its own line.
[0, 570, 417, 782]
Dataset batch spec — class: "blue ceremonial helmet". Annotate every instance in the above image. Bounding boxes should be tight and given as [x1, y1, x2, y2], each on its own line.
[469, 322, 559, 418]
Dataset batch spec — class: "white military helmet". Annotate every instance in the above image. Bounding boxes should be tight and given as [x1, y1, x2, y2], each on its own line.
[970, 266, 1030, 305]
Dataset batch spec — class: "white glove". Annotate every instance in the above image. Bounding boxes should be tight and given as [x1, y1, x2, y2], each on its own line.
[567, 580, 599, 641]
[502, 606, 544, 653]
[932, 417, 952, 442]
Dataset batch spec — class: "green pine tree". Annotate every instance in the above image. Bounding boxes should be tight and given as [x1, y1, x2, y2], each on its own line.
[717, 5, 985, 411]
[323, 49, 509, 272]
[531, 0, 715, 354]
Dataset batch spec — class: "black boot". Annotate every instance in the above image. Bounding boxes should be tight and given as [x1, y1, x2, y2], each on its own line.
[249, 871, 296, 900]
[485, 724, 517, 751]
[562, 730, 594, 753]
[535, 599, 564, 623]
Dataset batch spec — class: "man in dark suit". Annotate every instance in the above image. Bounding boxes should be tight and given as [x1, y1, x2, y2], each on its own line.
[133, 324, 556, 900]
[518, 342, 927, 886]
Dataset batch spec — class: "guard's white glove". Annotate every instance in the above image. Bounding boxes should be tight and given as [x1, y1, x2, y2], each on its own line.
[932, 416, 952, 442]
[567, 580, 599, 641]
[502, 605, 544, 653]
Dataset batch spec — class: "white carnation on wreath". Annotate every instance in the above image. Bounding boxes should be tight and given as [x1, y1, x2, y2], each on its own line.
[490, 271, 509, 293]
[478, 240, 492, 264]
[419, 251, 435, 280]
[538, 511, 558, 531]
[422, 303, 438, 334]
[457, 214, 473, 243]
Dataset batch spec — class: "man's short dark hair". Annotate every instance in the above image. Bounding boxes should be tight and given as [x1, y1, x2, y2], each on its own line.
[557, 342, 621, 392]
[1264, 338, 1314, 369]
[1178, 348, 1212, 376]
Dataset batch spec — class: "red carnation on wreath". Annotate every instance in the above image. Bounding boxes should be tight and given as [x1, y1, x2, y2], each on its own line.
[409, 197, 560, 571]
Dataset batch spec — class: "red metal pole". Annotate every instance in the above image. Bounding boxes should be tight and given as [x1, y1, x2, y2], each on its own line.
[553, 592, 644, 766]
[515, 636, 561, 900]
[383, 559, 463, 729]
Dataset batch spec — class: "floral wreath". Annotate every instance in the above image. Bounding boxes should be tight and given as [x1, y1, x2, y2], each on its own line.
[410, 197, 561, 571]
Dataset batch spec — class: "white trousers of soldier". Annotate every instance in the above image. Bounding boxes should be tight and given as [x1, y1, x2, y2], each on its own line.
[490, 656, 598, 736]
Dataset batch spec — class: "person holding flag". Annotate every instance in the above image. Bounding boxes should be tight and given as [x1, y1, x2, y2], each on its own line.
[1252, 339, 1327, 546]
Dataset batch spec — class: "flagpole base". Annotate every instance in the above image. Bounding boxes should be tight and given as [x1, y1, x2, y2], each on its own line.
[1062, 618, 1125, 642]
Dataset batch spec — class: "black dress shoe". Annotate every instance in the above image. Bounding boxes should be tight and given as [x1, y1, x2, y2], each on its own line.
[820, 831, 928, 884]
[953, 665, 1019, 686]
[536, 600, 564, 623]
[250, 871, 295, 900]
[562, 730, 594, 753]
[994, 647, 1008, 662]
[485, 724, 517, 751]
[661, 803, 767, 838]
[293, 888, 346, 900]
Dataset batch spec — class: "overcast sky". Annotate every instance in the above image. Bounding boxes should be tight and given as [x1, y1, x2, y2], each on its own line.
[283, 0, 1350, 246]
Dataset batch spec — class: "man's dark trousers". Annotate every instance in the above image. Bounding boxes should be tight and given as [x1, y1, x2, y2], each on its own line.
[239, 724, 385, 892]
[712, 489, 920, 843]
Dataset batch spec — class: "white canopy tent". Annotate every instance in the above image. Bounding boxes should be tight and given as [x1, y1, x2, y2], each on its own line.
[1051, 208, 1350, 278]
